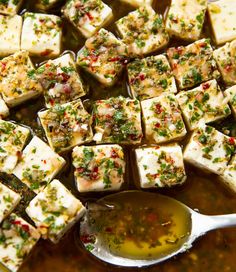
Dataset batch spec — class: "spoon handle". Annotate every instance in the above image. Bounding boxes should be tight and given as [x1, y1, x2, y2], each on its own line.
[207, 214, 236, 230]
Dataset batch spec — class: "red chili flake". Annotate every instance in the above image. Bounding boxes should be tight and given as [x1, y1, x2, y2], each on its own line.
[11, 220, 30, 233]
[147, 213, 157, 222]
[155, 103, 163, 114]
[108, 57, 121, 62]
[202, 82, 210, 90]
[130, 77, 136, 85]
[57, 72, 70, 83]
[1, 62, 6, 71]
[86, 12, 93, 21]
[199, 42, 207, 48]
[39, 19, 45, 23]
[172, 63, 177, 69]
[49, 99, 55, 106]
[229, 137, 235, 145]
[63, 85, 72, 94]
[111, 149, 119, 159]
[90, 53, 98, 62]
[77, 167, 85, 174]
[43, 160, 47, 164]
[80, 234, 95, 244]
[41, 49, 53, 57]
[90, 167, 99, 180]
[105, 227, 113, 233]
[45, 63, 50, 68]
[225, 65, 232, 72]
[155, 122, 161, 128]
[139, 74, 145, 81]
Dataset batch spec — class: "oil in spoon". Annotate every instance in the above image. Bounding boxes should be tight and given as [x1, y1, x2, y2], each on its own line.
[80, 191, 191, 260]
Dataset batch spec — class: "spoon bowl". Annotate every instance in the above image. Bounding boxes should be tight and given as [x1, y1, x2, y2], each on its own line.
[79, 191, 236, 267]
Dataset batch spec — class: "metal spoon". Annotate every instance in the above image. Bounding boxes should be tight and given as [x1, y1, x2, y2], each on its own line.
[79, 191, 236, 268]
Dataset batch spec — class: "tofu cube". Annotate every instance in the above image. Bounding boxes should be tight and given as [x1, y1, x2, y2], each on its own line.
[35, 0, 62, 11]
[127, 54, 177, 101]
[176, 80, 231, 131]
[208, 0, 236, 45]
[37, 54, 87, 108]
[141, 94, 187, 144]
[120, 0, 153, 8]
[225, 85, 236, 119]
[77, 28, 127, 87]
[220, 153, 236, 193]
[93, 96, 143, 144]
[0, 95, 9, 119]
[0, 15, 22, 57]
[116, 6, 169, 56]
[167, 39, 220, 89]
[135, 144, 187, 188]
[63, 0, 113, 38]
[0, 51, 43, 107]
[21, 12, 62, 58]
[0, 213, 40, 272]
[0, 0, 23, 15]
[166, 0, 207, 41]
[0, 183, 21, 224]
[38, 100, 93, 153]
[72, 145, 126, 192]
[184, 124, 236, 175]
[26, 179, 86, 244]
[213, 39, 236, 85]
[0, 120, 30, 174]
[13, 136, 66, 194]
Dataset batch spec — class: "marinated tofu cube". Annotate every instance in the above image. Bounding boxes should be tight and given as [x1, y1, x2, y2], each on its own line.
[63, 0, 113, 38]
[220, 153, 236, 193]
[0, 0, 23, 15]
[213, 39, 236, 85]
[0, 95, 9, 119]
[127, 54, 177, 101]
[167, 39, 220, 89]
[208, 0, 236, 45]
[77, 28, 127, 87]
[141, 94, 186, 144]
[38, 100, 93, 153]
[225, 85, 236, 119]
[0, 120, 30, 174]
[21, 12, 62, 58]
[176, 80, 231, 131]
[0, 213, 40, 272]
[135, 144, 187, 188]
[0, 183, 21, 223]
[166, 0, 207, 41]
[26, 179, 86, 244]
[35, 0, 62, 11]
[0, 51, 43, 107]
[92, 96, 143, 144]
[37, 54, 87, 108]
[13, 136, 66, 194]
[72, 145, 126, 192]
[116, 6, 169, 56]
[120, 0, 153, 7]
[0, 15, 22, 57]
[184, 124, 236, 175]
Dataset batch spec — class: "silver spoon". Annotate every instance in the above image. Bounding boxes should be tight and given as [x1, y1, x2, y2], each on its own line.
[79, 191, 236, 268]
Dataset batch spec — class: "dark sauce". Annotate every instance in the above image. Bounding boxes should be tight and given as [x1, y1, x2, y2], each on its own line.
[0, 1, 235, 272]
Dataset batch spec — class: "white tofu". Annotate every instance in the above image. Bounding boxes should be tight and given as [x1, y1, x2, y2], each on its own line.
[141, 94, 187, 144]
[0, 213, 40, 272]
[0, 51, 43, 107]
[135, 144, 187, 188]
[225, 85, 236, 119]
[184, 124, 235, 175]
[116, 6, 169, 56]
[176, 80, 231, 131]
[208, 0, 236, 45]
[0, 120, 30, 174]
[63, 0, 113, 38]
[38, 53, 87, 108]
[0, 0, 23, 15]
[72, 145, 126, 192]
[0, 183, 21, 224]
[92, 96, 143, 144]
[21, 12, 62, 58]
[127, 54, 177, 101]
[0, 15, 22, 57]
[13, 136, 66, 194]
[213, 39, 236, 85]
[0, 95, 9, 119]
[38, 100, 93, 153]
[120, 0, 153, 8]
[166, 0, 207, 41]
[77, 28, 127, 87]
[35, 0, 61, 11]
[167, 39, 220, 89]
[220, 153, 236, 193]
[26, 179, 85, 244]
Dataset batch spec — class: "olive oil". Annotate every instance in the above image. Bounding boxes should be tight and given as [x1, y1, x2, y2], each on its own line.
[80, 191, 191, 260]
